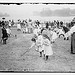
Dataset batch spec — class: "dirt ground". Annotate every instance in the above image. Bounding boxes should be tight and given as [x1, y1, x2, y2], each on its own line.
[0, 27, 75, 73]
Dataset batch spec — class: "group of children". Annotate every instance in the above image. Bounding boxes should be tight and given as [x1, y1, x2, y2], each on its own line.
[29, 30, 53, 61]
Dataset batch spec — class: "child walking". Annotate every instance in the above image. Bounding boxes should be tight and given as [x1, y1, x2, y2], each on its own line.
[36, 33, 44, 57]
[29, 33, 44, 57]
[43, 34, 53, 61]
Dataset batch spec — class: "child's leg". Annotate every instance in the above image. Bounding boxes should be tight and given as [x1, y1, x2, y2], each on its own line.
[43, 54, 45, 59]
[40, 51, 42, 57]
[46, 55, 48, 60]
[3, 39, 6, 44]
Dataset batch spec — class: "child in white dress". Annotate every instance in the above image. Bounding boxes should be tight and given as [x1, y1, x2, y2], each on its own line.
[43, 34, 53, 60]
[17, 23, 21, 31]
[51, 30, 58, 43]
[29, 33, 44, 57]
[36, 33, 44, 57]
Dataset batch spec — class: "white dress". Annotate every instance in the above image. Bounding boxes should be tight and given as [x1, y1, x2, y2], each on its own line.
[36, 35, 43, 52]
[25, 27, 28, 32]
[33, 29, 38, 36]
[17, 24, 21, 30]
[43, 39, 53, 56]
[9, 22, 11, 27]
[51, 31, 58, 42]
[6, 28, 11, 34]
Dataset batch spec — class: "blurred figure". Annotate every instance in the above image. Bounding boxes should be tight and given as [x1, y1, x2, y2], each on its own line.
[6, 26, 11, 37]
[2, 26, 8, 44]
[36, 33, 44, 57]
[17, 20, 21, 31]
[0, 24, 2, 44]
[8, 20, 11, 28]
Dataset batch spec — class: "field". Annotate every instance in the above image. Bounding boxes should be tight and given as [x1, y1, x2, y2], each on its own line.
[0, 27, 75, 73]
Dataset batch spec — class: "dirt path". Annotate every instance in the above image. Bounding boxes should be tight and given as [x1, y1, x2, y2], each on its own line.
[0, 28, 75, 72]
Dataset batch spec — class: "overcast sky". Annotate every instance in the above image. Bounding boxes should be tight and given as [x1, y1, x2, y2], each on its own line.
[0, 0, 75, 20]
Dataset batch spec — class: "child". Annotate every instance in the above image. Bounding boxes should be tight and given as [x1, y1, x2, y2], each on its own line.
[51, 30, 58, 43]
[43, 34, 53, 61]
[29, 33, 44, 57]
[17, 22, 21, 31]
[36, 33, 44, 57]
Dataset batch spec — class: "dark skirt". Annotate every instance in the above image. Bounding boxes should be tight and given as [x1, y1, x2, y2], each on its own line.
[71, 32, 75, 54]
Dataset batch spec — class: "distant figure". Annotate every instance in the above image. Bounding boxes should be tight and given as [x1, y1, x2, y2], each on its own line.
[9, 20, 11, 28]
[51, 30, 58, 43]
[33, 27, 39, 37]
[17, 21, 21, 31]
[15, 34, 17, 39]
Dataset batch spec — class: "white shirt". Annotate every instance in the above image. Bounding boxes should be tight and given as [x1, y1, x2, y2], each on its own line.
[17, 24, 21, 29]
[36, 35, 43, 46]
[6, 28, 11, 34]
[9, 22, 11, 26]
[70, 25, 75, 34]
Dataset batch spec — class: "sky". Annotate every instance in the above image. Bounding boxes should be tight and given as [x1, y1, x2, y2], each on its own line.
[0, 0, 75, 20]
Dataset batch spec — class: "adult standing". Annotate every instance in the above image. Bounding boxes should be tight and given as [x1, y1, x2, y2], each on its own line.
[69, 25, 75, 54]
[1, 18, 8, 44]
[0, 25, 2, 44]
[2, 25, 8, 44]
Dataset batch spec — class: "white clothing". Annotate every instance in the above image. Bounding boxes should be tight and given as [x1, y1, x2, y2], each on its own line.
[36, 35, 43, 52]
[37, 28, 41, 34]
[25, 27, 28, 32]
[51, 31, 58, 42]
[39, 24, 42, 28]
[17, 24, 21, 29]
[70, 25, 75, 34]
[65, 25, 75, 37]
[43, 38, 53, 56]
[6, 28, 11, 34]
[9, 22, 11, 27]
[33, 29, 38, 36]
[58, 29, 65, 35]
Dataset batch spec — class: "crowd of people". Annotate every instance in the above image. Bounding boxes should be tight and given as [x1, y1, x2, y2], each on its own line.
[0, 17, 75, 61]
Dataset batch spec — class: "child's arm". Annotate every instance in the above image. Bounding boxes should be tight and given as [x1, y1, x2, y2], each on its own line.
[29, 43, 35, 49]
